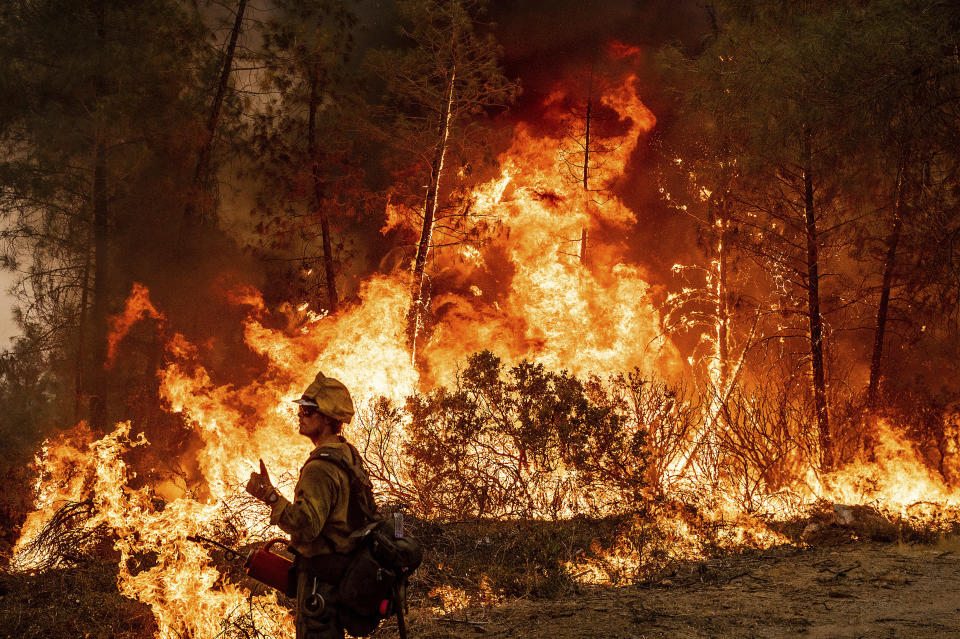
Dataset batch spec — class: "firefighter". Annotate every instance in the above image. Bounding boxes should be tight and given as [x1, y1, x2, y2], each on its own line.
[245, 371, 361, 639]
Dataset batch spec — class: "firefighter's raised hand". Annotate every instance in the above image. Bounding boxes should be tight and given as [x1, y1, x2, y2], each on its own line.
[246, 459, 278, 504]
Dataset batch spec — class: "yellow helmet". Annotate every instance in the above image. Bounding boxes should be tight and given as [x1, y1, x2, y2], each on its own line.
[294, 371, 355, 424]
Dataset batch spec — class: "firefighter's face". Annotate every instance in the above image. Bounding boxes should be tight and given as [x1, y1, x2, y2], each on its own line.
[297, 406, 323, 437]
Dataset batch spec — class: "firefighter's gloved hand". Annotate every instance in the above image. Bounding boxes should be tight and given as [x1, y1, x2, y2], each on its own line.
[245, 459, 279, 504]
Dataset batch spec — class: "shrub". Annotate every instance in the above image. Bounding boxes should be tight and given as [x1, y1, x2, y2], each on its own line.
[401, 351, 654, 519]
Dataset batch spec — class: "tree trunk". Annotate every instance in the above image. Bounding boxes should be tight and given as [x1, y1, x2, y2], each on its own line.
[88, 1, 110, 432]
[867, 175, 904, 408]
[90, 136, 109, 431]
[408, 67, 456, 356]
[715, 200, 730, 391]
[580, 97, 591, 264]
[74, 246, 91, 424]
[308, 67, 339, 313]
[803, 135, 830, 470]
[183, 0, 247, 229]
[73, 246, 93, 423]
[701, 196, 730, 451]
[678, 306, 762, 477]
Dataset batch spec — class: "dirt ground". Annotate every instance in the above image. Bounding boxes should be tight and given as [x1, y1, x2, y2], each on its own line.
[406, 540, 960, 639]
[4, 537, 960, 638]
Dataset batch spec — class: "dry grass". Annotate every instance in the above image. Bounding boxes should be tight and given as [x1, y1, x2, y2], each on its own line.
[0, 557, 156, 639]
[4, 505, 960, 639]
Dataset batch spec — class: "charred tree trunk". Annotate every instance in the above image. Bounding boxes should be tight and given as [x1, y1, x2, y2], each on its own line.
[308, 67, 339, 313]
[183, 0, 247, 229]
[74, 248, 91, 424]
[90, 136, 109, 431]
[867, 176, 904, 408]
[580, 97, 591, 265]
[408, 67, 456, 357]
[803, 135, 830, 470]
[713, 199, 731, 391]
[88, 1, 110, 432]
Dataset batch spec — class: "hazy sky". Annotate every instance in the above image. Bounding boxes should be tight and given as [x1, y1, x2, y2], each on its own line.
[0, 269, 19, 345]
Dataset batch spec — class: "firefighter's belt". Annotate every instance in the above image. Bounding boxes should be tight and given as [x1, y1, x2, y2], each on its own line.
[292, 551, 352, 584]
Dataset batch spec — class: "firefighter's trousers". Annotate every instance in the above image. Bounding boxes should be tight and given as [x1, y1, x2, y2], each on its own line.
[295, 569, 344, 639]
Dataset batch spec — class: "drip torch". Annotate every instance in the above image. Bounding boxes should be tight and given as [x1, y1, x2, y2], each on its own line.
[187, 535, 294, 595]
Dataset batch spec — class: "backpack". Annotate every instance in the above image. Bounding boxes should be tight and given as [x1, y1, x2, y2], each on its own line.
[311, 442, 423, 638]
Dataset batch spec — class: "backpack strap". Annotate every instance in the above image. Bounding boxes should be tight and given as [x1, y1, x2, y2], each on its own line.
[397, 603, 408, 639]
[308, 442, 380, 525]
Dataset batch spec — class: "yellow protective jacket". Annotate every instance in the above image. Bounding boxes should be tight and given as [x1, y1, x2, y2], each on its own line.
[268, 439, 358, 557]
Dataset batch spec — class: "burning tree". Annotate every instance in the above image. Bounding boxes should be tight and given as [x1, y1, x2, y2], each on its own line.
[660, 0, 960, 471]
[370, 0, 518, 358]
[182, 0, 250, 231]
[661, 2, 885, 471]
[843, 4, 960, 411]
[556, 68, 622, 265]
[555, 46, 644, 265]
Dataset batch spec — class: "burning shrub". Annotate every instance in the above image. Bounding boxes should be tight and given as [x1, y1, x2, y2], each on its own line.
[11, 500, 111, 571]
[355, 397, 418, 508]
[400, 351, 654, 519]
[604, 371, 701, 499]
[713, 384, 809, 512]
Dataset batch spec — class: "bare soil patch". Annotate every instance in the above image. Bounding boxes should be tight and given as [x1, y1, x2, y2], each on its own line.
[399, 540, 960, 639]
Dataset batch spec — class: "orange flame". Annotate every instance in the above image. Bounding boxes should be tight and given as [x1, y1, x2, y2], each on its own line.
[15, 73, 682, 631]
[817, 420, 960, 514]
[14, 66, 960, 634]
[106, 282, 163, 367]
[417, 76, 677, 382]
[607, 41, 644, 61]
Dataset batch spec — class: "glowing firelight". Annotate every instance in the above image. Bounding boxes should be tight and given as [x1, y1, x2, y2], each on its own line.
[13, 74, 679, 634]
[12, 69, 960, 637]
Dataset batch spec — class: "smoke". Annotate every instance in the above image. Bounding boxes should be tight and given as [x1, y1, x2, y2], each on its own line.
[490, 0, 710, 110]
